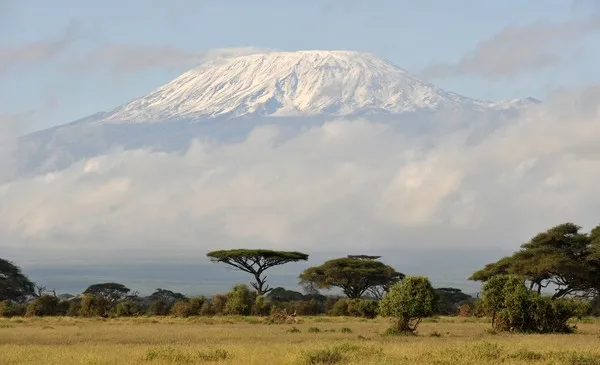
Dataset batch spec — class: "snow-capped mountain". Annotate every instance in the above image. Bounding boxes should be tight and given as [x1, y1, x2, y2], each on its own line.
[97, 50, 536, 123]
[8, 50, 539, 180]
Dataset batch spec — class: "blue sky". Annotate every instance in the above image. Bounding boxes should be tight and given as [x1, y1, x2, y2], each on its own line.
[2, 0, 599, 132]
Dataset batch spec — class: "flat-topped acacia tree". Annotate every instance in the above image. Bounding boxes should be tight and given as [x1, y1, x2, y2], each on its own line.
[206, 249, 309, 295]
[299, 256, 404, 299]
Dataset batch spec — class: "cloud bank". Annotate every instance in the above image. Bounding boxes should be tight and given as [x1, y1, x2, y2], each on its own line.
[1, 84, 599, 272]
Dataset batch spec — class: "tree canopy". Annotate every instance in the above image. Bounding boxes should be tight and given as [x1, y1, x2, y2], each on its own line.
[149, 288, 187, 304]
[470, 222, 600, 299]
[83, 283, 131, 305]
[0, 258, 35, 303]
[298, 256, 404, 299]
[207, 249, 309, 295]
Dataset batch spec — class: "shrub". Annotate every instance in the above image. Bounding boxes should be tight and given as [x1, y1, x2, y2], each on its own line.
[225, 285, 256, 316]
[252, 295, 271, 316]
[148, 299, 171, 316]
[329, 299, 350, 316]
[275, 299, 322, 316]
[56, 300, 70, 316]
[379, 276, 438, 333]
[347, 299, 378, 318]
[114, 299, 142, 317]
[143, 347, 230, 362]
[188, 297, 205, 316]
[79, 294, 109, 317]
[211, 294, 228, 315]
[457, 303, 474, 317]
[170, 300, 194, 317]
[299, 348, 343, 365]
[472, 341, 503, 360]
[65, 298, 81, 317]
[480, 274, 589, 333]
[26, 295, 60, 317]
[509, 349, 544, 361]
[199, 300, 215, 316]
[0, 300, 26, 317]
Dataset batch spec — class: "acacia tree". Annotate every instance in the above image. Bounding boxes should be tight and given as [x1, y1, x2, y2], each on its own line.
[150, 288, 187, 304]
[207, 249, 309, 295]
[0, 258, 35, 303]
[470, 223, 600, 298]
[298, 256, 404, 299]
[83, 283, 131, 305]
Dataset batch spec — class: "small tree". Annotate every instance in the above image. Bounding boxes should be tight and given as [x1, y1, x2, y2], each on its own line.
[207, 249, 309, 295]
[299, 257, 403, 299]
[379, 276, 438, 334]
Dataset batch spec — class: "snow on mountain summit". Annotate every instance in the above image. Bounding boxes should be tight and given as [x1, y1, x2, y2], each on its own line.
[98, 50, 534, 123]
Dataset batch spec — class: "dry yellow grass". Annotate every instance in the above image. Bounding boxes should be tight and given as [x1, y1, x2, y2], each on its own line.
[1, 316, 599, 364]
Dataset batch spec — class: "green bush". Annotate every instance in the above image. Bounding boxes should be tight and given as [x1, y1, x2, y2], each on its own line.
[274, 299, 322, 316]
[114, 299, 142, 317]
[252, 295, 271, 316]
[79, 294, 110, 317]
[65, 298, 81, 317]
[379, 276, 438, 333]
[480, 274, 589, 333]
[211, 294, 228, 315]
[199, 300, 215, 316]
[26, 295, 60, 317]
[347, 299, 378, 318]
[170, 300, 194, 317]
[329, 299, 350, 316]
[148, 299, 171, 316]
[0, 300, 26, 317]
[225, 285, 256, 315]
[189, 297, 204, 315]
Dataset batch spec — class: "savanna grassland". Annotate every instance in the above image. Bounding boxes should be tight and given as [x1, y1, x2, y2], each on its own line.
[1, 316, 600, 365]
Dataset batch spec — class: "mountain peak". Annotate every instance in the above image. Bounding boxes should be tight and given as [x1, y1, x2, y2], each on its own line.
[98, 50, 534, 123]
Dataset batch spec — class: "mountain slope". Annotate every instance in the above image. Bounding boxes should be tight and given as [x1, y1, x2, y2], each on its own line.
[8, 50, 539, 180]
[97, 50, 537, 123]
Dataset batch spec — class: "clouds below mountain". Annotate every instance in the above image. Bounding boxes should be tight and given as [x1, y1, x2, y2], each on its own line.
[1, 84, 599, 272]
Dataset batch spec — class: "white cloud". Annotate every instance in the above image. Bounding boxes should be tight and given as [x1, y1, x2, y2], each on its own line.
[420, 13, 600, 79]
[1, 85, 599, 268]
[70, 46, 272, 75]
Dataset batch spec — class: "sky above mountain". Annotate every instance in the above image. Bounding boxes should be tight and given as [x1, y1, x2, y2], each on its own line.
[2, 0, 600, 132]
[2, 1, 600, 295]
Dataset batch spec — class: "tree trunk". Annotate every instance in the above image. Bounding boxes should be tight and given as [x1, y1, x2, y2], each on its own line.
[253, 273, 270, 295]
